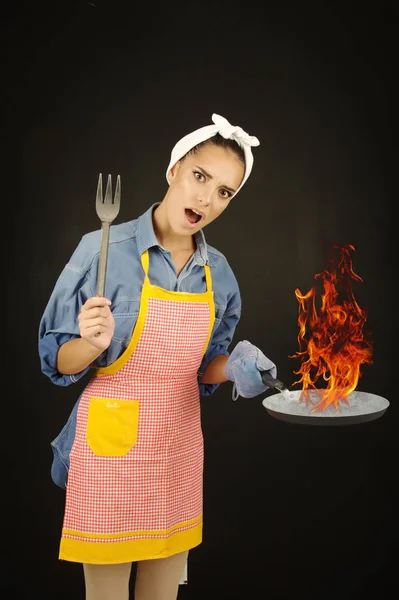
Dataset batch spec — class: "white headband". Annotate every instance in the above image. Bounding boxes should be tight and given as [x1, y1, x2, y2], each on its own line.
[166, 113, 260, 196]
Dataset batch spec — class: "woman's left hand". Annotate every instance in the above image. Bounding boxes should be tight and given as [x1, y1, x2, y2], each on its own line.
[225, 340, 277, 398]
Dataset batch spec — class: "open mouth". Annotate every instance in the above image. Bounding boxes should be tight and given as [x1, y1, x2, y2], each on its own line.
[185, 208, 203, 225]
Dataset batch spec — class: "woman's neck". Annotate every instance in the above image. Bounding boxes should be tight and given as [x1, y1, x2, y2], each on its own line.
[152, 203, 195, 253]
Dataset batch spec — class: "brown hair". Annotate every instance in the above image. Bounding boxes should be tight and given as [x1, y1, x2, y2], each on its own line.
[182, 133, 245, 166]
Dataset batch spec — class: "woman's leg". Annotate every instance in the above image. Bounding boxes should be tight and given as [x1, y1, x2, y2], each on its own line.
[134, 551, 189, 600]
[83, 562, 132, 600]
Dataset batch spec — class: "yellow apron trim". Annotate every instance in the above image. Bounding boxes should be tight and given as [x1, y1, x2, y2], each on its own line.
[96, 250, 215, 376]
[59, 519, 202, 564]
[145, 283, 214, 303]
[62, 514, 202, 540]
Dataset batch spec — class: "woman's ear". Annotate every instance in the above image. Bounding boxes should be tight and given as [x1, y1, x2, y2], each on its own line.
[168, 161, 181, 182]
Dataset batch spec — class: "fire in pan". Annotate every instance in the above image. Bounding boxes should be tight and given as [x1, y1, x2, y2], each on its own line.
[260, 244, 390, 426]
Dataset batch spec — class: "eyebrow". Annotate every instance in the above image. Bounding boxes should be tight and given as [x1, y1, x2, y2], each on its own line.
[195, 165, 237, 194]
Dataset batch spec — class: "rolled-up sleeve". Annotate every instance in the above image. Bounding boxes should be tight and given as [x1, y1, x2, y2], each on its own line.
[38, 239, 96, 386]
[198, 299, 241, 397]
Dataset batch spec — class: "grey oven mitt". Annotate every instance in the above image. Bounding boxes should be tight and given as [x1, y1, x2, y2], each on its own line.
[225, 340, 277, 400]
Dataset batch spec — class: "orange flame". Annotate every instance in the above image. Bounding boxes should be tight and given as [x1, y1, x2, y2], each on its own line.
[290, 244, 373, 412]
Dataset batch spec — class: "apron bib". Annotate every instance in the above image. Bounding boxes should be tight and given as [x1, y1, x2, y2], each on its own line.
[59, 250, 215, 564]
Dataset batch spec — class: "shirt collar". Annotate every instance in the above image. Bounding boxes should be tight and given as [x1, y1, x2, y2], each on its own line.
[136, 203, 211, 266]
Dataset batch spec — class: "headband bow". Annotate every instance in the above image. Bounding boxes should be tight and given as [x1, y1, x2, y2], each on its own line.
[212, 114, 260, 148]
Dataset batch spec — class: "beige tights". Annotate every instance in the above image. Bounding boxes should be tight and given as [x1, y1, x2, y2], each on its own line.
[83, 551, 188, 600]
[83, 562, 131, 600]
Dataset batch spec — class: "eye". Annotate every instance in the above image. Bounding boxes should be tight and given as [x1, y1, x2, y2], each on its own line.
[193, 171, 205, 182]
[219, 189, 232, 200]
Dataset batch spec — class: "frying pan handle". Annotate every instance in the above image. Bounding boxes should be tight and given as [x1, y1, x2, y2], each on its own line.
[261, 371, 287, 392]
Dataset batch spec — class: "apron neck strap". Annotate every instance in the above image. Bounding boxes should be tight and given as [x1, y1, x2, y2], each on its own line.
[203, 264, 212, 291]
[141, 249, 150, 279]
[141, 250, 212, 291]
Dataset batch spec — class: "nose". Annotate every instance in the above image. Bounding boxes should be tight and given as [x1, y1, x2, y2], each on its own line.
[198, 191, 211, 207]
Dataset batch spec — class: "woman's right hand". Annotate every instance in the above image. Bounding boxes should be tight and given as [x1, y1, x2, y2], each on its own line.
[78, 297, 115, 351]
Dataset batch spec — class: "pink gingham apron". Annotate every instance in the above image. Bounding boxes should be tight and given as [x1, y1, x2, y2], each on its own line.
[59, 249, 215, 564]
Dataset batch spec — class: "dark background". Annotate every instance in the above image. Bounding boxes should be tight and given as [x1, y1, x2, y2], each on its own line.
[5, 1, 397, 599]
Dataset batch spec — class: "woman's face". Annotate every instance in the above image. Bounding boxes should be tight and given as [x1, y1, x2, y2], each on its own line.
[165, 143, 245, 236]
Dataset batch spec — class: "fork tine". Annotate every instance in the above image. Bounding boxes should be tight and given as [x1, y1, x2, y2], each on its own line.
[104, 174, 112, 204]
[114, 175, 121, 206]
[96, 173, 103, 204]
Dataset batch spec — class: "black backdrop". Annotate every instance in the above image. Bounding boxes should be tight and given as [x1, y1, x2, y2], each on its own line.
[5, 2, 397, 599]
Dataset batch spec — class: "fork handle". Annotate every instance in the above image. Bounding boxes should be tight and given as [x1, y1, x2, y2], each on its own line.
[96, 222, 111, 297]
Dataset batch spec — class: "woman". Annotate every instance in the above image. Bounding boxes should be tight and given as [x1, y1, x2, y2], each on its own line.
[38, 113, 278, 600]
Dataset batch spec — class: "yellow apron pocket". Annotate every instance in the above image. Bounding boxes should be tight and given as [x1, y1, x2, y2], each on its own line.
[87, 397, 139, 456]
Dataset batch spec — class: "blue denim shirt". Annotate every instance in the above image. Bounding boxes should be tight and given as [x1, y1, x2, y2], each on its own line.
[38, 203, 241, 396]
